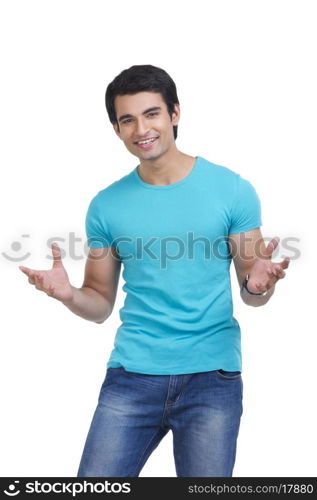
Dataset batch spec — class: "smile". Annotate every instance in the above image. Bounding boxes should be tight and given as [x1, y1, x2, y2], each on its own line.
[135, 137, 158, 145]
[134, 137, 159, 149]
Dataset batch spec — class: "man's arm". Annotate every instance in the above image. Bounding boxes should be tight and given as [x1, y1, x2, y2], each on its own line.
[228, 228, 289, 307]
[63, 246, 121, 323]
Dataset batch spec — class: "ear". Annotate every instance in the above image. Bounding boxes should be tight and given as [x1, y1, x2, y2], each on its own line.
[171, 103, 180, 126]
[113, 122, 122, 139]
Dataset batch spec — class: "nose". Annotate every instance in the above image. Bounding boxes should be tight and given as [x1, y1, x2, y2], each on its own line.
[135, 117, 150, 138]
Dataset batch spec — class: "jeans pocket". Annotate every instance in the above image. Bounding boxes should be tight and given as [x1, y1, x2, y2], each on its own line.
[216, 369, 242, 380]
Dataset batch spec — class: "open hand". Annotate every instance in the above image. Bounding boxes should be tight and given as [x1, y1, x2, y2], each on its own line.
[247, 237, 290, 294]
[19, 243, 74, 302]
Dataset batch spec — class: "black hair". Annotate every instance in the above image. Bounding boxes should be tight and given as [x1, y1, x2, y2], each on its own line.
[105, 64, 179, 139]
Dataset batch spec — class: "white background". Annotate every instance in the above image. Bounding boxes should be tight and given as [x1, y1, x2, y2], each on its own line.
[0, 0, 316, 477]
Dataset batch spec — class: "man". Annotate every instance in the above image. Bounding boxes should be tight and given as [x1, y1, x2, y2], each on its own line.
[19, 65, 289, 477]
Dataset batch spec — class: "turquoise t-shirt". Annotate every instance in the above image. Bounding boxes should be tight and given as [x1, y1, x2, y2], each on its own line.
[85, 156, 261, 375]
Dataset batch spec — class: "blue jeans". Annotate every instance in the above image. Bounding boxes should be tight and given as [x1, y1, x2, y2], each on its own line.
[77, 367, 243, 477]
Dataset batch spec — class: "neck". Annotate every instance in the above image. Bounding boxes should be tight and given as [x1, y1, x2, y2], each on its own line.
[138, 146, 196, 186]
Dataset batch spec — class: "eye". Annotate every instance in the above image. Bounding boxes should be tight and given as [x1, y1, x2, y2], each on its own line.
[147, 112, 159, 118]
[122, 118, 133, 124]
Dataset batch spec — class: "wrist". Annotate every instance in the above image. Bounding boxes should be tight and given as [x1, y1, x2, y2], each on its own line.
[61, 285, 76, 306]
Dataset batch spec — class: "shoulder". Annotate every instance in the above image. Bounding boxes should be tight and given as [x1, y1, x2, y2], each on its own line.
[198, 156, 258, 192]
[196, 156, 241, 198]
[197, 156, 240, 182]
[198, 156, 237, 174]
[89, 169, 135, 206]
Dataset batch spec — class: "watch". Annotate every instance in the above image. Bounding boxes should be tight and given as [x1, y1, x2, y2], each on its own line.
[241, 274, 268, 296]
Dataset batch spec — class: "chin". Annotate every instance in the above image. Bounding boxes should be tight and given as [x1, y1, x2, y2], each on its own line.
[127, 143, 168, 162]
[139, 149, 168, 163]
[129, 151, 161, 162]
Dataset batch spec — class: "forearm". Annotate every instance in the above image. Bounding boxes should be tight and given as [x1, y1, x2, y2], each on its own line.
[240, 283, 275, 307]
[62, 285, 112, 323]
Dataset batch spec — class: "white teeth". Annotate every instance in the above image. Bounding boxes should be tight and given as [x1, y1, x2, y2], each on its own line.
[137, 138, 157, 145]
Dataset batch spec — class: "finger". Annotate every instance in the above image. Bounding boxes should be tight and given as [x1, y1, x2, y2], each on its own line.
[27, 270, 37, 284]
[273, 268, 284, 279]
[19, 266, 32, 277]
[20, 267, 42, 285]
[280, 257, 290, 269]
[272, 264, 285, 276]
[276, 264, 287, 276]
[32, 272, 41, 286]
[263, 236, 280, 258]
[33, 273, 46, 291]
[52, 242, 62, 268]
[271, 270, 285, 284]
[35, 273, 44, 283]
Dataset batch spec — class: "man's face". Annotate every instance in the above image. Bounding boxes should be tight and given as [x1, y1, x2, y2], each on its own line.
[113, 91, 180, 161]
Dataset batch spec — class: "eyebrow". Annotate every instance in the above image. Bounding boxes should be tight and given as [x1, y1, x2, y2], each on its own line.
[118, 106, 162, 123]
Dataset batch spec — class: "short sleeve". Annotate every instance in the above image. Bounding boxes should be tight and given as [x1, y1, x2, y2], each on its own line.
[85, 194, 113, 248]
[229, 176, 262, 234]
